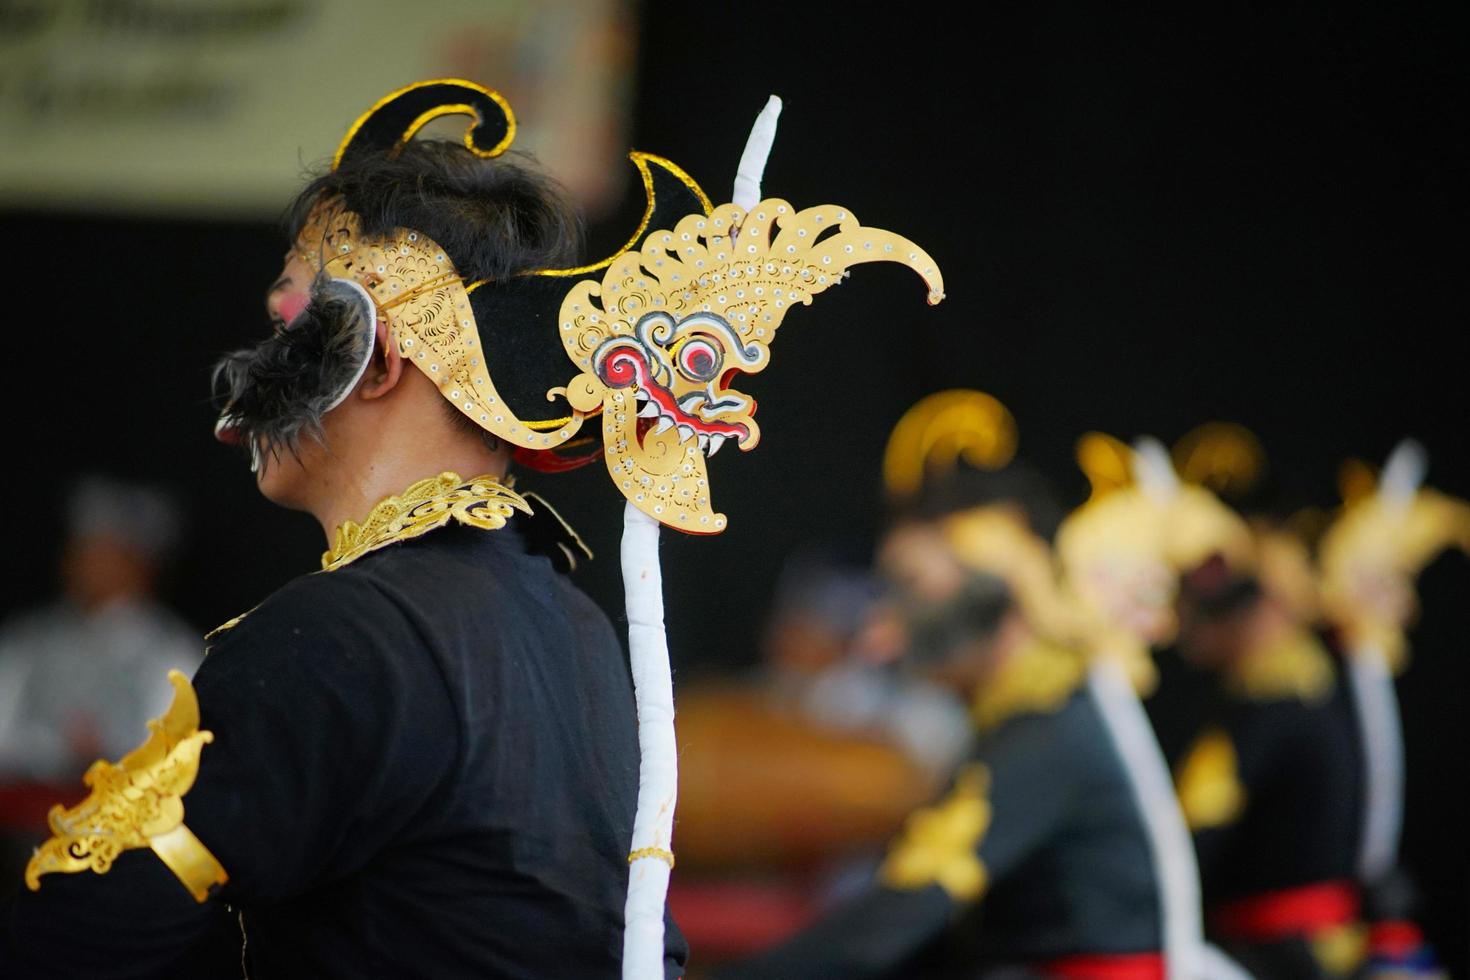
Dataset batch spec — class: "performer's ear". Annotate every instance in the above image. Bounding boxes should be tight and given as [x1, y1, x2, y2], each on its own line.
[359, 316, 404, 400]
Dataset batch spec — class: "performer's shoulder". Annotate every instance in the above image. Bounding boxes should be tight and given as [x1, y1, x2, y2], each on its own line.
[200, 568, 415, 680]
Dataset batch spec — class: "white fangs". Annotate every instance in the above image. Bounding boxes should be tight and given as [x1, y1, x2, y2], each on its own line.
[677, 425, 695, 444]
[697, 433, 709, 452]
[707, 434, 726, 456]
[653, 416, 675, 435]
[639, 400, 661, 418]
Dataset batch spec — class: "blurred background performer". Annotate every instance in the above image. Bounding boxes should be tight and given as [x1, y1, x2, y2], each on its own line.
[716, 400, 1165, 980]
[1155, 462, 1363, 979]
[1056, 435, 1252, 980]
[1317, 441, 1470, 976]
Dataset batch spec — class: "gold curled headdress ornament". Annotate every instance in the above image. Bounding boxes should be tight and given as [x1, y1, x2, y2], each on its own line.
[881, 389, 1017, 502]
[295, 80, 944, 534]
[1172, 421, 1267, 502]
[1319, 439, 1470, 669]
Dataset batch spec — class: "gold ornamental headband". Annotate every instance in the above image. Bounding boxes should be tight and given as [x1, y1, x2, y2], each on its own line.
[298, 79, 945, 534]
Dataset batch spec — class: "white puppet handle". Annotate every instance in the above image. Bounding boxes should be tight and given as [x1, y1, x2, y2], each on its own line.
[620, 503, 677, 980]
[620, 95, 783, 980]
[1348, 642, 1405, 884]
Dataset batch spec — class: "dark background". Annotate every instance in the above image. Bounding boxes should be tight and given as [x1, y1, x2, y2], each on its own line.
[2, 3, 1465, 970]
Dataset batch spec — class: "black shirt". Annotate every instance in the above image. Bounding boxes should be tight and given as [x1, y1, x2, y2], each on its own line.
[1, 517, 687, 978]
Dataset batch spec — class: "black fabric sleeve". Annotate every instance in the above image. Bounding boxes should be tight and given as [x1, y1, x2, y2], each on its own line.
[716, 710, 1079, 980]
[0, 569, 459, 976]
[971, 712, 1078, 880]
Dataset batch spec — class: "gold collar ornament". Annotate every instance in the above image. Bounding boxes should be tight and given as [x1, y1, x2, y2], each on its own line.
[26, 671, 227, 903]
[322, 472, 528, 571]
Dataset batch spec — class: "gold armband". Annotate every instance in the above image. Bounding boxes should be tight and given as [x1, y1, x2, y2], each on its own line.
[25, 670, 228, 902]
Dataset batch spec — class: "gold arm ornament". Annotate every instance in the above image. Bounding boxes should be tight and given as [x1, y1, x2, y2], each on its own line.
[25, 670, 228, 903]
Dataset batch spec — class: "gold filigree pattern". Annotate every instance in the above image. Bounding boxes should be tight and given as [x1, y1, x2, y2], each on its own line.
[323, 472, 530, 572]
[556, 200, 945, 531]
[1175, 727, 1247, 830]
[880, 763, 991, 902]
[26, 671, 227, 902]
[296, 208, 588, 452]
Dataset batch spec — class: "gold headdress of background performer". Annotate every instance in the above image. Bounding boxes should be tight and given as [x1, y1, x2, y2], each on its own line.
[296, 79, 944, 533]
[1055, 432, 1255, 691]
[881, 390, 1075, 644]
[1319, 439, 1470, 671]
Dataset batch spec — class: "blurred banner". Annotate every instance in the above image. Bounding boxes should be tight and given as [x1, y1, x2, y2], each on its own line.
[0, 0, 636, 217]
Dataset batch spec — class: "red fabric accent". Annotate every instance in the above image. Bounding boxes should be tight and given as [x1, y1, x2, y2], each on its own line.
[511, 444, 602, 473]
[1213, 880, 1359, 939]
[1044, 952, 1166, 979]
[1368, 920, 1424, 959]
[665, 880, 818, 958]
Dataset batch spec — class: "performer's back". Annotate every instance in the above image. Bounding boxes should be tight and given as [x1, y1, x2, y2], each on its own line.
[1, 515, 688, 979]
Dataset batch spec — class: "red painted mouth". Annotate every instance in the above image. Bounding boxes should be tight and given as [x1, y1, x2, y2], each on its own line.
[601, 346, 751, 451]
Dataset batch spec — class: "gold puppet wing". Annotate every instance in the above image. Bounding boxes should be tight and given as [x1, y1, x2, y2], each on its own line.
[1319, 446, 1470, 671]
[297, 80, 944, 531]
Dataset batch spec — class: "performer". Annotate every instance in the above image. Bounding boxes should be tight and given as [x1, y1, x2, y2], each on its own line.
[717, 400, 1164, 980]
[1056, 434, 1251, 980]
[0, 79, 944, 979]
[1318, 440, 1469, 976]
[1160, 477, 1363, 978]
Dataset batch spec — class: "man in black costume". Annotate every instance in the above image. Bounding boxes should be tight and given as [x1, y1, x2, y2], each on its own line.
[0, 80, 698, 978]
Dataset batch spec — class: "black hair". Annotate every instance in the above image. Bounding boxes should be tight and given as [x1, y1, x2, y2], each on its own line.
[285, 141, 584, 283]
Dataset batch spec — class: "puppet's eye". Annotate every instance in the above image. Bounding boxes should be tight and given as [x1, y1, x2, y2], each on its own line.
[676, 337, 722, 383]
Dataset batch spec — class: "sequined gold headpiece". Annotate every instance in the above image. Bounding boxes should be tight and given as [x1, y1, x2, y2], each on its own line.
[298, 79, 944, 533]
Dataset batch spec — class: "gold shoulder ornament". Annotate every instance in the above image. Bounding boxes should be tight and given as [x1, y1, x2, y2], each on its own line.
[1175, 726, 1246, 830]
[880, 763, 992, 902]
[26, 671, 227, 903]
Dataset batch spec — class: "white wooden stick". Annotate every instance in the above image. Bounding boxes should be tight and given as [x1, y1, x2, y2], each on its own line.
[620, 96, 784, 979]
[1348, 642, 1405, 884]
[620, 503, 677, 980]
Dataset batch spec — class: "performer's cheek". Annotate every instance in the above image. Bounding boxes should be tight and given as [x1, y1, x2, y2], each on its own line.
[277, 292, 310, 326]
